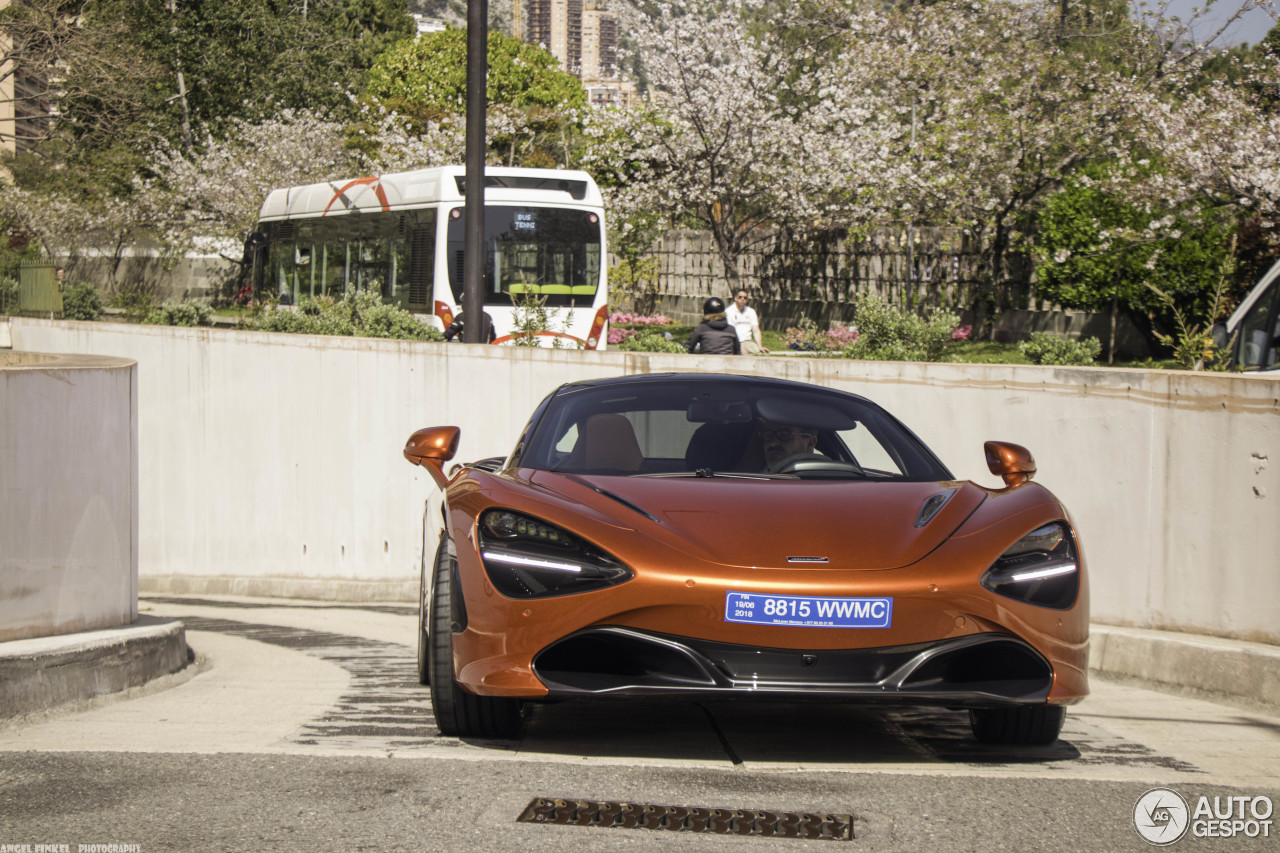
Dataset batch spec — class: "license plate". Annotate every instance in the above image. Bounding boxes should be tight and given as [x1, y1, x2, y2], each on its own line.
[724, 591, 892, 629]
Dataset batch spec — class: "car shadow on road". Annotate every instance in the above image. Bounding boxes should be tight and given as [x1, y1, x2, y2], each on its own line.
[513, 699, 1085, 766]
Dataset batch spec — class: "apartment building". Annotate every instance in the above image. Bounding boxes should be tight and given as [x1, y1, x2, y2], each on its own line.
[0, 0, 53, 157]
[580, 2, 616, 80]
[515, 0, 620, 92]
[524, 0, 583, 76]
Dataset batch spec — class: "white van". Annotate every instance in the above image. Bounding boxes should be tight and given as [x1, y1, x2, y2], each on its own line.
[1216, 258, 1280, 371]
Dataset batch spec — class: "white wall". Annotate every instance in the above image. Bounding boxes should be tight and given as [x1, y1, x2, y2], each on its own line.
[10, 318, 1279, 643]
[1, 350, 138, 642]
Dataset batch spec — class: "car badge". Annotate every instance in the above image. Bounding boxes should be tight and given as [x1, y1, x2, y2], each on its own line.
[786, 556, 829, 563]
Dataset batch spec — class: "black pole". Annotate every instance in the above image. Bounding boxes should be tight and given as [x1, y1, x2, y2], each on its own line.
[463, 0, 489, 343]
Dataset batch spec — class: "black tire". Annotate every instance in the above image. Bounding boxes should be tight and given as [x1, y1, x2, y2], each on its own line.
[427, 535, 523, 739]
[969, 705, 1065, 746]
[415, 536, 435, 685]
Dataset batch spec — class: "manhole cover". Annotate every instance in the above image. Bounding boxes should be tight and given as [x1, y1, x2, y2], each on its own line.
[517, 797, 854, 840]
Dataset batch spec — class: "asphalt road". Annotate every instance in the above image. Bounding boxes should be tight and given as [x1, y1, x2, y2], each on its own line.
[1, 595, 1278, 853]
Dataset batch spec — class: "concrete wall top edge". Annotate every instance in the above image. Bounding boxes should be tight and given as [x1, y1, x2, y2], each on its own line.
[10, 317, 1280, 391]
[1, 350, 137, 371]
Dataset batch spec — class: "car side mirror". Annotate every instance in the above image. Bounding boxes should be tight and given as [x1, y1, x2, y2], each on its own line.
[984, 440, 1036, 488]
[404, 426, 461, 488]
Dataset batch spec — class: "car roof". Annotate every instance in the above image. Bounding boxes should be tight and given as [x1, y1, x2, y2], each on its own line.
[554, 372, 875, 403]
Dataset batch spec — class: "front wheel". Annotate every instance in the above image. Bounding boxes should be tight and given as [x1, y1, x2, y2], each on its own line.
[969, 705, 1065, 746]
[427, 535, 523, 739]
[415, 537, 435, 685]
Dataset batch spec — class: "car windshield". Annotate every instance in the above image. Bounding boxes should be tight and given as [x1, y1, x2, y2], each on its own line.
[517, 377, 951, 481]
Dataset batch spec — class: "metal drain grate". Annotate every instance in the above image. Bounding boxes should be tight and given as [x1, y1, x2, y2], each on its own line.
[516, 797, 855, 840]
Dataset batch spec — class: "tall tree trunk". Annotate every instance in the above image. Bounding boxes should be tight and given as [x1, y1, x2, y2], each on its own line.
[983, 218, 1012, 341]
[1109, 292, 1118, 365]
[709, 207, 743, 297]
[168, 0, 193, 154]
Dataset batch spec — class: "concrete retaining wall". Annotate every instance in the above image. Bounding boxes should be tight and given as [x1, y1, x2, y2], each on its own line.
[9, 318, 1279, 644]
[1, 350, 138, 642]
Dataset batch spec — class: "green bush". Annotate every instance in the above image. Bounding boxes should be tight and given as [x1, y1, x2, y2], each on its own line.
[62, 282, 103, 321]
[111, 282, 164, 322]
[1019, 333, 1102, 366]
[145, 300, 213, 327]
[616, 328, 686, 353]
[844, 293, 959, 362]
[0, 276, 17, 315]
[249, 291, 444, 341]
[1035, 162, 1234, 328]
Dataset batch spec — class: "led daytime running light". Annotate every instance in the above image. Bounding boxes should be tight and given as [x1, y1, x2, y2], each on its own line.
[482, 550, 583, 574]
[1007, 562, 1077, 583]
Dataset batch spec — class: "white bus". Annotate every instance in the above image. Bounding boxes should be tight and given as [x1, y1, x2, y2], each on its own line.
[246, 166, 609, 348]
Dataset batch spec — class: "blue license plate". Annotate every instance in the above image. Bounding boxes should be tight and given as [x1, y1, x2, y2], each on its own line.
[724, 591, 892, 629]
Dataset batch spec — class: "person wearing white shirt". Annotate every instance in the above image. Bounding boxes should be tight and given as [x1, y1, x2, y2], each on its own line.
[726, 289, 769, 354]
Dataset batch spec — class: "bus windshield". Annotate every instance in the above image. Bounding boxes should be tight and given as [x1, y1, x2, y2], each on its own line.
[445, 206, 602, 307]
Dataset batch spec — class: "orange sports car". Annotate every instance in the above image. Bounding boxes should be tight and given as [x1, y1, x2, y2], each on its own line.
[404, 373, 1088, 745]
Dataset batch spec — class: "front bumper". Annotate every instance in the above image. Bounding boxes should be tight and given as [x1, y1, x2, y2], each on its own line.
[532, 627, 1054, 707]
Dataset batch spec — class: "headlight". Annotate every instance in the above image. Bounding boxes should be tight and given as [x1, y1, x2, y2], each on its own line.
[478, 509, 633, 598]
[980, 521, 1080, 609]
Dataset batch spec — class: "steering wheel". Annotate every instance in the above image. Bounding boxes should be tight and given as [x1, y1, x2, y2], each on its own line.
[771, 452, 866, 479]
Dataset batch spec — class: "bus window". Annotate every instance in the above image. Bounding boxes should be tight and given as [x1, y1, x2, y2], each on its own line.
[257, 211, 433, 308]
[446, 206, 602, 307]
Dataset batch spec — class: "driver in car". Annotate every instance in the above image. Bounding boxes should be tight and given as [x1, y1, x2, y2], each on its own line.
[757, 421, 819, 471]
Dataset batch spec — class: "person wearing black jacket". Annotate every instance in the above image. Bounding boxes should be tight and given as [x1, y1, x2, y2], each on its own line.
[686, 297, 741, 355]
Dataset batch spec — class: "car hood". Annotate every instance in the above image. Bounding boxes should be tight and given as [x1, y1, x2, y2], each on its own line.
[528, 472, 987, 571]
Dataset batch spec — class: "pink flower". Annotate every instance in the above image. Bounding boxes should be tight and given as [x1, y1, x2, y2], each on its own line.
[951, 325, 972, 341]
[608, 327, 638, 344]
[608, 311, 673, 326]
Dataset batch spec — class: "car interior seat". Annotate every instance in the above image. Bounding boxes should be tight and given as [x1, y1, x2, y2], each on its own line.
[569, 413, 646, 472]
[684, 421, 756, 471]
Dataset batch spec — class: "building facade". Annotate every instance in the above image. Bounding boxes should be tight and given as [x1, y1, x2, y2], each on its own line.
[515, 0, 619, 93]
[525, 0, 583, 76]
[0, 0, 53, 158]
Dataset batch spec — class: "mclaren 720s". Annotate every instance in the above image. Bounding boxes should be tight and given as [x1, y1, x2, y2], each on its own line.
[403, 373, 1088, 745]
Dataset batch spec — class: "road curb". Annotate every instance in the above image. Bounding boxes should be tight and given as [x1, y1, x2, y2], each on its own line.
[1090, 623, 1280, 710]
[0, 615, 190, 720]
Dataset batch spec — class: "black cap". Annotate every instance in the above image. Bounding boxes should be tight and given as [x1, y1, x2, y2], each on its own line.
[703, 297, 726, 315]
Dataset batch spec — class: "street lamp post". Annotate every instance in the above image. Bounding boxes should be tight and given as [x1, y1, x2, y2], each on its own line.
[463, 0, 490, 344]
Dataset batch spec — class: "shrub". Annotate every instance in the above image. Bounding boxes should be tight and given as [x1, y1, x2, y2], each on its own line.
[249, 291, 444, 341]
[509, 290, 580, 348]
[111, 279, 165, 322]
[0, 276, 17, 315]
[145, 300, 213, 327]
[785, 317, 859, 353]
[844, 293, 959, 362]
[62, 282, 103, 321]
[1019, 333, 1102, 366]
[616, 328, 686, 353]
